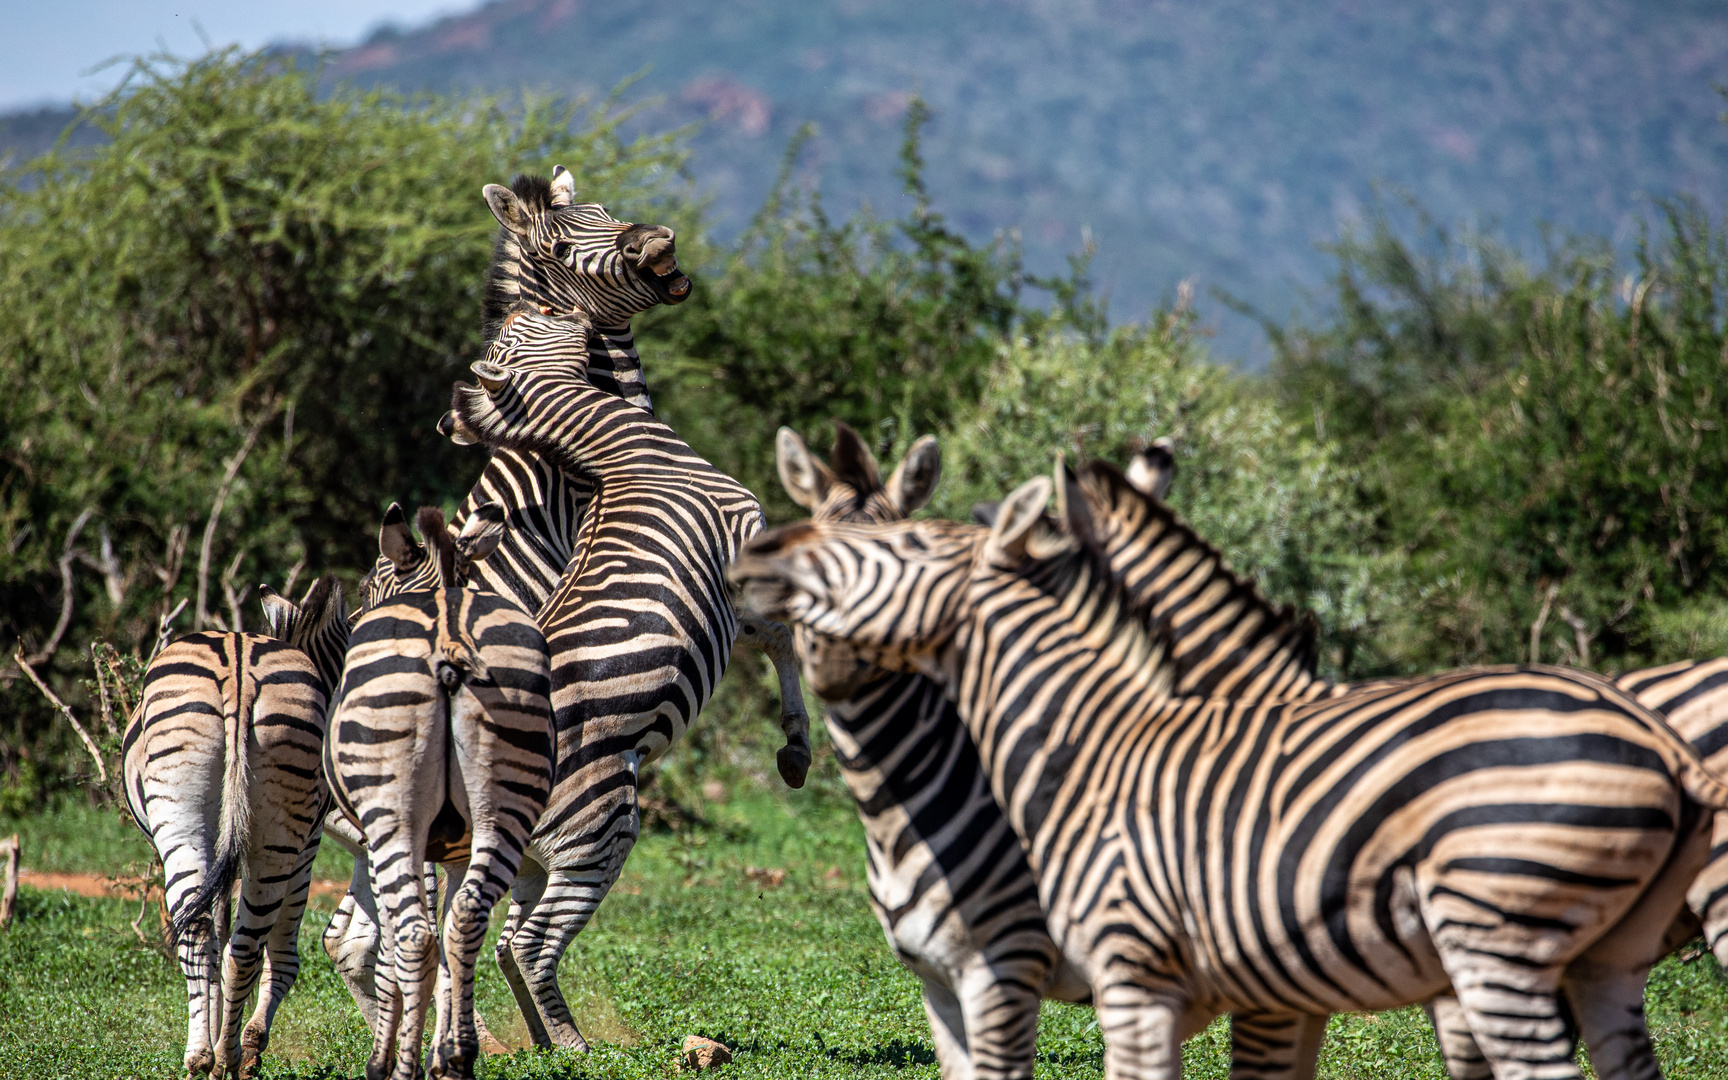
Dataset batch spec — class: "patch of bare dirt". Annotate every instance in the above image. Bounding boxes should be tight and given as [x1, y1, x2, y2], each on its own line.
[20, 869, 348, 900]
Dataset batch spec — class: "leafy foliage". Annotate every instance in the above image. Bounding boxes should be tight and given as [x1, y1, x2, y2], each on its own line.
[1270, 199, 1728, 671]
[0, 50, 685, 784]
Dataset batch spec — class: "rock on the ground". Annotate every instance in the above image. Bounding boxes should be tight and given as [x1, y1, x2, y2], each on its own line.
[682, 1035, 733, 1070]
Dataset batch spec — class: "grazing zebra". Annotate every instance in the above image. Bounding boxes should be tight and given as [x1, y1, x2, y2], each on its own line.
[730, 478, 1728, 1080]
[122, 576, 347, 1080]
[324, 506, 553, 1080]
[440, 303, 811, 1050]
[776, 422, 1089, 1080]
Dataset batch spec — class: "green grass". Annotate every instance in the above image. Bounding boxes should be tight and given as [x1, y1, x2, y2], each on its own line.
[3, 795, 1728, 1078]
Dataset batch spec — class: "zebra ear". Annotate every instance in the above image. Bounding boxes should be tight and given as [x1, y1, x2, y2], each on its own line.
[776, 427, 836, 510]
[483, 183, 531, 236]
[887, 435, 941, 515]
[1126, 437, 1176, 500]
[292, 576, 345, 645]
[988, 476, 1052, 562]
[549, 165, 577, 208]
[455, 503, 507, 565]
[971, 501, 1000, 526]
[1053, 457, 1098, 547]
[378, 502, 420, 571]
[258, 584, 299, 640]
[829, 421, 882, 495]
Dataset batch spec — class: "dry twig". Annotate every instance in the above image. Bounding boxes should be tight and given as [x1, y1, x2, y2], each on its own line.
[1529, 583, 1560, 664]
[14, 649, 107, 784]
[151, 598, 190, 665]
[25, 507, 94, 665]
[195, 406, 272, 631]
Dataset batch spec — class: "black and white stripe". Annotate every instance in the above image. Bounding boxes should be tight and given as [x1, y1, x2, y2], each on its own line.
[122, 576, 346, 1079]
[776, 422, 1088, 1080]
[324, 509, 552, 1080]
[440, 304, 810, 1050]
[732, 479, 1728, 1080]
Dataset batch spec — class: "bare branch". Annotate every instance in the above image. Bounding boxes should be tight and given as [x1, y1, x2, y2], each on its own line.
[280, 555, 307, 601]
[1559, 606, 1593, 670]
[150, 598, 190, 665]
[91, 643, 118, 740]
[25, 506, 94, 665]
[195, 406, 272, 632]
[1529, 583, 1559, 665]
[14, 648, 107, 785]
[220, 548, 250, 634]
[154, 524, 188, 592]
[76, 527, 129, 608]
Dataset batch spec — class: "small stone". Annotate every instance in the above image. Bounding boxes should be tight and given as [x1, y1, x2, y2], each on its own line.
[823, 865, 843, 887]
[702, 779, 727, 802]
[744, 866, 786, 888]
[682, 1034, 733, 1070]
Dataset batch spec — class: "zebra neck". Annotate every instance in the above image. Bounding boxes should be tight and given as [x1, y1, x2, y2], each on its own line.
[954, 556, 1175, 844]
[584, 321, 653, 414]
[456, 448, 589, 618]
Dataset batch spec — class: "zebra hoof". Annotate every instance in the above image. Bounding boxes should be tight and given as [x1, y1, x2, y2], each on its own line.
[776, 742, 811, 789]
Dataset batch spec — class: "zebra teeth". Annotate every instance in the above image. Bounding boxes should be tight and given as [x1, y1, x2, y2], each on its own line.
[668, 277, 690, 297]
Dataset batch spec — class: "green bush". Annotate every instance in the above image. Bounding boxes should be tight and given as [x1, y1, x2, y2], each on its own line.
[0, 49, 686, 792]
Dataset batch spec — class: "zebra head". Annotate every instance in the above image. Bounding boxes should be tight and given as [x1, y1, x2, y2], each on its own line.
[734, 472, 1171, 691]
[481, 165, 691, 334]
[356, 502, 507, 614]
[774, 420, 942, 699]
[258, 574, 349, 693]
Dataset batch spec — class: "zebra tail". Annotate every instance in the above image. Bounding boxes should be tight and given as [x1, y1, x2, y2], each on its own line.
[172, 669, 252, 944]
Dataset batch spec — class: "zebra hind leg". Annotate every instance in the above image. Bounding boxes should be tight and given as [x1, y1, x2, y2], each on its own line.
[1228, 1011, 1328, 1080]
[503, 862, 629, 1050]
[494, 869, 552, 1048]
[236, 841, 322, 1076]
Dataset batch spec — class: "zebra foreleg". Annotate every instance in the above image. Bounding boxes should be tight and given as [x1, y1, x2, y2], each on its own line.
[953, 963, 1047, 1080]
[1227, 1011, 1328, 1080]
[1094, 985, 1212, 1080]
[1424, 996, 1493, 1080]
[735, 611, 812, 788]
[915, 976, 978, 1080]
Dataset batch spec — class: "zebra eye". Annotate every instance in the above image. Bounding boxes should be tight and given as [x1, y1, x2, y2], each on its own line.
[551, 241, 580, 268]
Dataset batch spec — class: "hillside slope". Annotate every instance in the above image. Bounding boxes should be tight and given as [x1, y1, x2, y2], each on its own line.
[10, 0, 1727, 357]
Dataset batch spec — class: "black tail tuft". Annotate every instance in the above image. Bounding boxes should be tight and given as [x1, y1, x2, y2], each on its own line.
[170, 844, 241, 946]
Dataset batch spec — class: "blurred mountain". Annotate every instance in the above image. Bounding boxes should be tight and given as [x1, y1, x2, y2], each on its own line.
[9, 0, 1728, 359]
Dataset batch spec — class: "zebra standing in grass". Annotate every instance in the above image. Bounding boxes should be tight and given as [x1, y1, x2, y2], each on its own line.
[324, 506, 553, 1080]
[1088, 443, 1728, 1080]
[439, 303, 810, 1050]
[731, 479, 1728, 1080]
[776, 422, 1089, 1080]
[123, 576, 347, 1080]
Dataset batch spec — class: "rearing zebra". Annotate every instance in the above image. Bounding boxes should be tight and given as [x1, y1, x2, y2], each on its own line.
[323, 173, 810, 1048]
[441, 303, 808, 1050]
[775, 422, 1089, 1080]
[732, 478, 1728, 1080]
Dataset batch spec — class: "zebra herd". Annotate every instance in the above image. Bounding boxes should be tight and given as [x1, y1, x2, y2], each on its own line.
[117, 161, 1728, 1080]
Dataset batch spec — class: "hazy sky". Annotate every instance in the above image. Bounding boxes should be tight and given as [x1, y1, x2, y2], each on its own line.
[0, 0, 463, 109]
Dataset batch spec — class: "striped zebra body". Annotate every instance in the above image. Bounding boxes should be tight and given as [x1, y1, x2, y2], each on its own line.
[325, 530, 552, 1080]
[446, 167, 685, 614]
[1091, 446, 1728, 1077]
[732, 483, 1728, 1080]
[776, 423, 1087, 1080]
[122, 577, 346, 1079]
[445, 304, 807, 1050]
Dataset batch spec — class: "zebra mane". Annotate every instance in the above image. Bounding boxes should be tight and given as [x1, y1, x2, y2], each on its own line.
[482, 175, 557, 345]
[1078, 460, 1320, 691]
